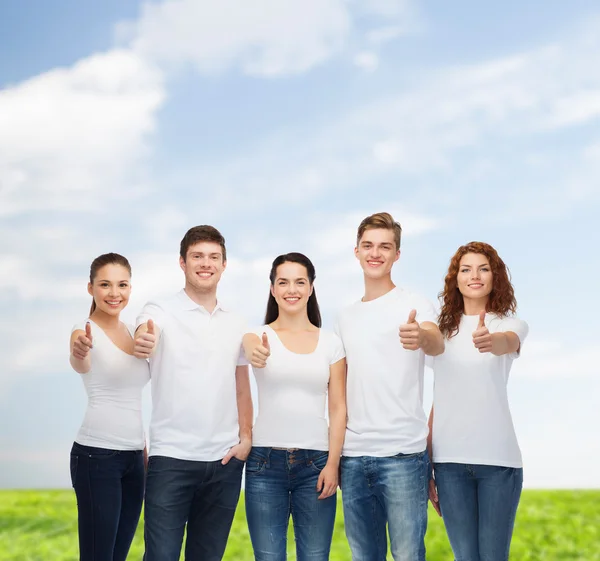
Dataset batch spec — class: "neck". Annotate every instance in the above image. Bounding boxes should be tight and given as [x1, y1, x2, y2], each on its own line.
[463, 296, 488, 316]
[184, 285, 218, 313]
[90, 310, 120, 329]
[362, 275, 396, 302]
[271, 310, 314, 331]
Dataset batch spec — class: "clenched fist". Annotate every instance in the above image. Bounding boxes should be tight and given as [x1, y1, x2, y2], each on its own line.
[72, 322, 93, 360]
[249, 332, 271, 368]
[472, 311, 491, 353]
[399, 309, 425, 351]
[134, 319, 157, 359]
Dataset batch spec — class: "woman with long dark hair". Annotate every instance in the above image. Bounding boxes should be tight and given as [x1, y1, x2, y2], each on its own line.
[428, 242, 528, 561]
[243, 252, 346, 561]
[69, 253, 149, 561]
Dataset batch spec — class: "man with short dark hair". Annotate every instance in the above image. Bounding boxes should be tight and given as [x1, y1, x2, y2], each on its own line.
[134, 225, 252, 561]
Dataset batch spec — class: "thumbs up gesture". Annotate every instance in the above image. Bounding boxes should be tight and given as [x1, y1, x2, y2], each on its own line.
[134, 319, 157, 359]
[250, 332, 271, 368]
[472, 311, 492, 353]
[72, 322, 93, 360]
[399, 309, 424, 351]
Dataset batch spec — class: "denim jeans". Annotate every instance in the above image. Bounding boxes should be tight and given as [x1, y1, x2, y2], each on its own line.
[245, 447, 337, 561]
[70, 441, 145, 561]
[434, 463, 523, 561]
[143, 455, 244, 561]
[340, 449, 430, 561]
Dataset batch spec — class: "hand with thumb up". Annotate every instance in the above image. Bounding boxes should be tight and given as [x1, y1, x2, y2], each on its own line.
[399, 309, 424, 351]
[250, 332, 271, 369]
[134, 319, 157, 359]
[472, 311, 492, 353]
[72, 322, 94, 360]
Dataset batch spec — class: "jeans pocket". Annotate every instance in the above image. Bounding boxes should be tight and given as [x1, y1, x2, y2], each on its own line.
[245, 448, 268, 476]
[309, 451, 329, 473]
[70, 455, 78, 488]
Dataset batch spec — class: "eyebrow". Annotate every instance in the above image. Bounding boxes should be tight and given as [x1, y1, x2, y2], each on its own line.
[190, 252, 221, 256]
[276, 277, 308, 282]
[97, 279, 130, 282]
[459, 264, 490, 268]
[361, 241, 393, 247]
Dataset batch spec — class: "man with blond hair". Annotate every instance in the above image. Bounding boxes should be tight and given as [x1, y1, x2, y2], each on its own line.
[335, 212, 444, 561]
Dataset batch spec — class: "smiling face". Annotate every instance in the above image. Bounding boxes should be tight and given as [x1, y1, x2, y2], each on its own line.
[270, 261, 313, 317]
[180, 241, 226, 294]
[354, 228, 400, 280]
[87, 264, 131, 317]
[456, 252, 493, 302]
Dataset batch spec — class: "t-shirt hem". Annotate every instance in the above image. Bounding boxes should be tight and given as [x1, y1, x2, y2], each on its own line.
[252, 440, 329, 451]
[75, 437, 145, 451]
[433, 456, 523, 468]
[342, 444, 426, 457]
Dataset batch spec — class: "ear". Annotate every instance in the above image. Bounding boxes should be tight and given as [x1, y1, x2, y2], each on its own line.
[179, 256, 186, 272]
[309, 284, 314, 297]
[394, 249, 401, 263]
[87, 282, 93, 296]
[270, 284, 275, 298]
[222, 258, 227, 272]
[354, 246, 360, 259]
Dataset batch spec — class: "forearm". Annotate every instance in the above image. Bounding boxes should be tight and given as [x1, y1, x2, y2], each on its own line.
[421, 328, 445, 356]
[427, 406, 434, 463]
[326, 405, 347, 468]
[235, 368, 253, 442]
[490, 332, 520, 356]
[69, 355, 91, 374]
[242, 333, 260, 360]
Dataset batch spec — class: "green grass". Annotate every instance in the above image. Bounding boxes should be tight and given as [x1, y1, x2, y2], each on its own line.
[0, 490, 598, 560]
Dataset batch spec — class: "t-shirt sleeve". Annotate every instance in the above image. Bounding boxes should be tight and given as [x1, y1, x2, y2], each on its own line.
[414, 295, 437, 325]
[329, 332, 346, 365]
[71, 321, 88, 334]
[497, 316, 529, 359]
[136, 300, 166, 331]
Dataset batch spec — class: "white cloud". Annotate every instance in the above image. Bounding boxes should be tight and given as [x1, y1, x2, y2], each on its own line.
[354, 51, 380, 72]
[0, 49, 164, 217]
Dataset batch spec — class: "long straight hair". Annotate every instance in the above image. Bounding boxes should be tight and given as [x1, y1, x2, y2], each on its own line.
[89, 253, 132, 315]
[264, 253, 322, 328]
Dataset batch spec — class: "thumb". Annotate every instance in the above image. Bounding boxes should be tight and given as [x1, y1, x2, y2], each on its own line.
[262, 332, 270, 350]
[477, 311, 486, 330]
[407, 309, 417, 324]
[85, 322, 92, 341]
[147, 319, 155, 335]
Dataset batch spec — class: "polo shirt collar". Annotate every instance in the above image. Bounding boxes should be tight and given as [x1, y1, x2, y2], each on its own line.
[177, 289, 228, 313]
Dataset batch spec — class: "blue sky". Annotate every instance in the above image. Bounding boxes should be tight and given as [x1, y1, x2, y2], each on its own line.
[1, 0, 599, 488]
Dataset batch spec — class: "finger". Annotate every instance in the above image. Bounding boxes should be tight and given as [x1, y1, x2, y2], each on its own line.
[147, 319, 155, 335]
[477, 310, 486, 330]
[221, 450, 233, 465]
[262, 332, 270, 351]
[407, 309, 417, 324]
[252, 360, 266, 369]
[316, 473, 324, 492]
[85, 322, 93, 343]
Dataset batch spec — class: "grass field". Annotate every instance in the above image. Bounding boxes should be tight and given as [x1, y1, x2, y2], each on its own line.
[0, 490, 598, 560]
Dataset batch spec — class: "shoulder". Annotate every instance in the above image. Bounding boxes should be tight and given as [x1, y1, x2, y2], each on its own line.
[71, 320, 88, 333]
[393, 287, 434, 308]
[489, 314, 528, 332]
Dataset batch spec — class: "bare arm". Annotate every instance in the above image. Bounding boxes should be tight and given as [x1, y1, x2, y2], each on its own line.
[222, 364, 253, 463]
[490, 332, 521, 356]
[420, 321, 445, 357]
[326, 357, 347, 469]
[427, 404, 441, 516]
[427, 404, 434, 461]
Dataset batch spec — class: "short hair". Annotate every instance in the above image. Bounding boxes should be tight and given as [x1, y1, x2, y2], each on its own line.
[180, 225, 226, 262]
[356, 212, 402, 250]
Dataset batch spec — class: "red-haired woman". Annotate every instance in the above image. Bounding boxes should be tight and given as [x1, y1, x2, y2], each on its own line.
[69, 253, 150, 561]
[428, 242, 528, 561]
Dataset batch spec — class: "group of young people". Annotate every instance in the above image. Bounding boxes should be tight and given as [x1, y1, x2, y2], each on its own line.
[68, 212, 528, 561]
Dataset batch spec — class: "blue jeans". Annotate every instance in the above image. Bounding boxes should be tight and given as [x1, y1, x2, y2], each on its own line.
[70, 442, 145, 561]
[245, 447, 337, 561]
[434, 463, 523, 561]
[143, 455, 244, 561]
[341, 449, 430, 561]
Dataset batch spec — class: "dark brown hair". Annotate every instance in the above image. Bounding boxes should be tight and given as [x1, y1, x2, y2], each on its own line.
[89, 253, 131, 315]
[438, 241, 517, 338]
[180, 225, 226, 262]
[356, 212, 402, 250]
[264, 253, 322, 328]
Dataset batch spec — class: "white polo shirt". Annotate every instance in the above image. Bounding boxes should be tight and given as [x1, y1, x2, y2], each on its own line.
[136, 290, 247, 461]
[335, 287, 437, 457]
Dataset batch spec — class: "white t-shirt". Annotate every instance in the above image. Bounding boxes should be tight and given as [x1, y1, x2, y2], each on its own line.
[72, 320, 150, 450]
[432, 313, 529, 468]
[251, 325, 345, 451]
[335, 287, 437, 457]
[136, 290, 248, 462]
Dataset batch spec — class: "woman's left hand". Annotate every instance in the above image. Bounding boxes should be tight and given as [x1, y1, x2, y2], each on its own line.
[316, 463, 339, 499]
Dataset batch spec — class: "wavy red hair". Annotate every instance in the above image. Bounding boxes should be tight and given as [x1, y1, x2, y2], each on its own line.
[438, 242, 517, 338]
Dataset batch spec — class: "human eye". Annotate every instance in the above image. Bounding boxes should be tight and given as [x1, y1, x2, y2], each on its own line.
[460, 268, 469, 273]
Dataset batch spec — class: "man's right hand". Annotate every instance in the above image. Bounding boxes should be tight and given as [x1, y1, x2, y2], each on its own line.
[250, 332, 270, 368]
[134, 319, 157, 359]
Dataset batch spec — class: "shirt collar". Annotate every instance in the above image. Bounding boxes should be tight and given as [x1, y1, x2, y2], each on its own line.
[177, 289, 228, 313]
